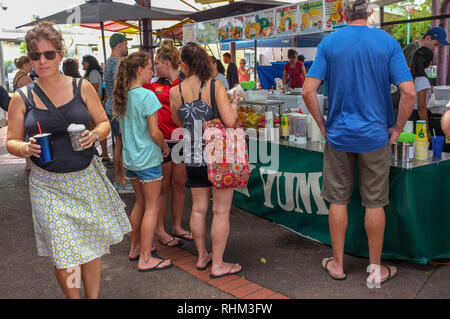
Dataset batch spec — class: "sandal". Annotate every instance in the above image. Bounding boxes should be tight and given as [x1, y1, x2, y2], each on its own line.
[138, 260, 173, 272]
[210, 263, 242, 279]
[367, 265, 398, 288]
[172, 232, 193, 241]
[322, 257, 346, 281]
[160, 238, 182, 248]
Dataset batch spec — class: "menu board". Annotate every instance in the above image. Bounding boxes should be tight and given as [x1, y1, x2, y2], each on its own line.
[217, 16, 244, 42]
[195, 20, 217, 44]
[183, 23, 196, 44]
[324, 0, 346, 30]
[243, 13, 258, 40]
[298, 0, 324, 34]
[275, 5, 300, 37]
[254, 9, 276, 38]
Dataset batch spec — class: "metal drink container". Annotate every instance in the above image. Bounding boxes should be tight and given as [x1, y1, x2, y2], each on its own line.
[34, 133, 53, 163]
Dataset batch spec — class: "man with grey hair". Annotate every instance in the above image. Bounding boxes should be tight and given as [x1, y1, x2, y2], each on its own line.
[302, 0, 416, 287]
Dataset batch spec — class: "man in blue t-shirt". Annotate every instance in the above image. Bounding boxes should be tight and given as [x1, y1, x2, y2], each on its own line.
[302, 0, 416, 287]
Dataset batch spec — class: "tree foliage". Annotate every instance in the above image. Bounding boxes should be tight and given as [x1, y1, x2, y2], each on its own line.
[387, 0, 432, 48]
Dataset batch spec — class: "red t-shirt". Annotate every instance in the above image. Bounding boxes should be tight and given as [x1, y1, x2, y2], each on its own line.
[284, 61, 305, 88]
[144, 78, 181, 140]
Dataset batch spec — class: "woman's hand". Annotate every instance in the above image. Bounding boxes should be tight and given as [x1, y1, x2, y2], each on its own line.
[79, 130, 97, 150]
[26, 137, 42, 158]
[162, 145, 171, 159]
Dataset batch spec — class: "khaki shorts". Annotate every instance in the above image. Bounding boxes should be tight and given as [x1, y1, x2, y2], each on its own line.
[321, 142, 392, 208]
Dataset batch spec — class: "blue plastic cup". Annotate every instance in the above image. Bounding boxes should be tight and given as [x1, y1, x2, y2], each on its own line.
[34, 133, 53, 163]
[432, 136, 444, 158]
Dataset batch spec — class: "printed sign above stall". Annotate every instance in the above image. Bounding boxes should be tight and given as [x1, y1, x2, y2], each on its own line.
[183, 23, 196, 44]
[299, 0, 324, 34]
[255, 9, 276, 39]
[324, 0, 346, 30]
[275, 4, 300, 37]
[217, 16, 244, 42]
[195, 20, 217, 44]
[243, 13, 258, 40]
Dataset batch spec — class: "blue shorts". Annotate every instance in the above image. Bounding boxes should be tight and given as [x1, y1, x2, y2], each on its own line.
[107, 114, 121, 139]
[125, 165, 163, 183]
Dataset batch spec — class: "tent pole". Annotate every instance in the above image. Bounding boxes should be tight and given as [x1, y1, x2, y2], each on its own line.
[254, 39, 258, 84]
[100, 22, 107, 64]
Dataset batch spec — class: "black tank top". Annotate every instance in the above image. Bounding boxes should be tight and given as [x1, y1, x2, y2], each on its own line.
[21, 78, 94, 173]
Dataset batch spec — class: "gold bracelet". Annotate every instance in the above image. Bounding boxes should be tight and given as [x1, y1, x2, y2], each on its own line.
[19, 142, 31, 158]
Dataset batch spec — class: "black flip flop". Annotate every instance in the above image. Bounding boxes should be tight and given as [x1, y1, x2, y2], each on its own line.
[160, 238, 182, 248]
[209, 264, 242, 279]
[322, 258, 347, 281]
[138, 260, 173, 272]
[197, 259, 212, 271]
[129, 248, 157, 261]
[367, 265, 398, 287]
[172, 232, 193, 241]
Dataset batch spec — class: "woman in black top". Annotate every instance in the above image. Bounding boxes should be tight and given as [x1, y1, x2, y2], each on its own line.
[6, 21, 131, 299]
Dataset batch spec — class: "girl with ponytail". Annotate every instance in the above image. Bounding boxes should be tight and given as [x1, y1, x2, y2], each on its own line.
[113, 52, 173, 272]
[144, 39, 192, 248]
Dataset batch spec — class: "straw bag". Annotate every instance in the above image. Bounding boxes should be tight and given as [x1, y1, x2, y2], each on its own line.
[203, 80, 250, 189]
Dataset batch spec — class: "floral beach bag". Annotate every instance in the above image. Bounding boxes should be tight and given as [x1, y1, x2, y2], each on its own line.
[203, 80, 250, 189]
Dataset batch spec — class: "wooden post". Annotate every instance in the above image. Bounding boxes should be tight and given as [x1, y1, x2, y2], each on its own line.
[100, 22, 107, 65]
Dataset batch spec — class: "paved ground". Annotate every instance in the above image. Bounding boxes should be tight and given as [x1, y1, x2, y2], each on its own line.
[1, 126, 449, 300]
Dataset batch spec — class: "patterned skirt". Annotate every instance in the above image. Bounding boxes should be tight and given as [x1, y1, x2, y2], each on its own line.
[29, 156, 132, 269]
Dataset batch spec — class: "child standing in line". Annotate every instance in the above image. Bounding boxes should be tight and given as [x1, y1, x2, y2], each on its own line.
[114, 52, 172, 272]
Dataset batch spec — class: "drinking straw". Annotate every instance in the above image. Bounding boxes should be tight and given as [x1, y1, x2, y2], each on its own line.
[37, 121, 42, 135]
[433, 129, 436, 137]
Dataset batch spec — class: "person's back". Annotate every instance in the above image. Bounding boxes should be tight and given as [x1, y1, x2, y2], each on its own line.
[312, 25, 411, 153]
[104, 57, 120, 116]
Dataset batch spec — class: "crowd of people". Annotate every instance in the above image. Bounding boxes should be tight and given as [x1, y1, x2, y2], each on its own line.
[3, 0, 450, 299]
[5, 21, 241, 299]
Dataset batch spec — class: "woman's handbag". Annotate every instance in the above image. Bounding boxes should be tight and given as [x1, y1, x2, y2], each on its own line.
[203, 80, 250, 189]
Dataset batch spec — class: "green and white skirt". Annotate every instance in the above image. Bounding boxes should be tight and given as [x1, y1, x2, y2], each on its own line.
[29, 156, 132, 269]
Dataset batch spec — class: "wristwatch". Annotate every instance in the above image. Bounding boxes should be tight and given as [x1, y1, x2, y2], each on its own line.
[92, 130, 99, 142]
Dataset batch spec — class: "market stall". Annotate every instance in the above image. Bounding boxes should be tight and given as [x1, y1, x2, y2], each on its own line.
[184, 0, 450, 264]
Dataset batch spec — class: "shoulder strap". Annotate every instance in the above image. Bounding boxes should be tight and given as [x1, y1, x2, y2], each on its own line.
[32, 82, 70, 130]
[178, 83, 185, 105]
[210, 79, 220, 119]
[17, 87, 33, 110]
[75, 78, 83, 97]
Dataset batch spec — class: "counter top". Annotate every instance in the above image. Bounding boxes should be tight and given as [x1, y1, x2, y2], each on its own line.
[250, 137, 450, 169]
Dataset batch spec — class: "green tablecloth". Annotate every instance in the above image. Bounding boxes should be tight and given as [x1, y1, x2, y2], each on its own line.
[232, 141, 450, 264]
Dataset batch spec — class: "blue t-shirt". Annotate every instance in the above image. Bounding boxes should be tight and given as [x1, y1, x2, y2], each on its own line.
[120, 88, 163, 171]
[307, 25, 412, 153]
[104, 57, 120, 115]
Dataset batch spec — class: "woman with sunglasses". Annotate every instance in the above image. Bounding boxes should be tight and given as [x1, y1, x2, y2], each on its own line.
[6, 21, 132, 299]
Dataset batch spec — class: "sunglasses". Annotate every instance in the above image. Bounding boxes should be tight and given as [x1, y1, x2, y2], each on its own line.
[28, 50, 61, 61]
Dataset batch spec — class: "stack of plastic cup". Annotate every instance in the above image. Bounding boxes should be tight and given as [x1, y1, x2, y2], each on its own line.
[414, 120, 428, 160]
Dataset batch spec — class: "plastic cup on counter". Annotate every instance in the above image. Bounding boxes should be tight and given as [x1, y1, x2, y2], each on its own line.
[432, 136, 444, 158]
[227, 84, 245, 100]
[33, 133, 53, 163]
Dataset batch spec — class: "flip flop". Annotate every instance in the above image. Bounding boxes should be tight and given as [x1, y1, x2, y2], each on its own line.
[172, 232, 193, 241]
[322, 258, 346, 281]
[367, 265, 398, 288]
[138, 260, 173, 272]
[129, 247, 157, 261]
[160, 238, 182, 248]
[210, 264, 242, 279]
[197, 259, 212, 271]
